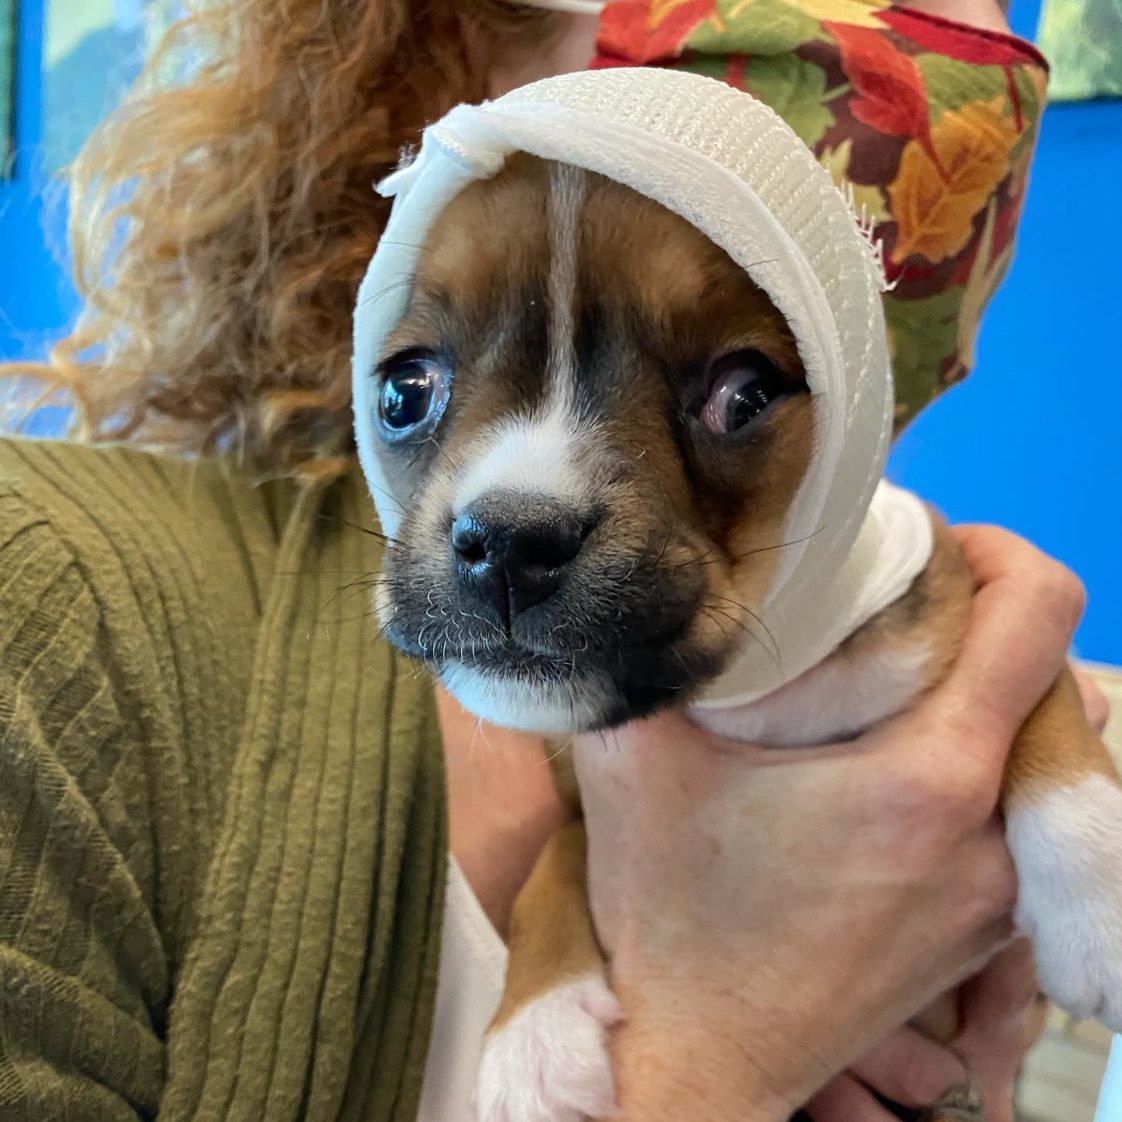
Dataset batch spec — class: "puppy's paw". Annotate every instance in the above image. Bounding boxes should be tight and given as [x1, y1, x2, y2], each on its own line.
[475, 974, 621, 1122]
[1008, 773, 1122, 1030]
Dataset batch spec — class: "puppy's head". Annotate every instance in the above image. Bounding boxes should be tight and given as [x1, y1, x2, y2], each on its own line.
[367, 155, 814, 733]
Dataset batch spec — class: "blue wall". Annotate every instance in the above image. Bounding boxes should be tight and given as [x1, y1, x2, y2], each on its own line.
[889, 95, 1122, 666]
[2, 0, 1119, 662]
[0, 0, 75, 362]
[887, 0, 1122, 668]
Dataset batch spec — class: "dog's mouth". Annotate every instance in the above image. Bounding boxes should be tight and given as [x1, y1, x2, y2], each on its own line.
[381, 578, 729, 733]
[389, 603, 691, 654]
[438, 622, 695, 680]
[392, 632, 580, 682]
[466, 645, 577, 678]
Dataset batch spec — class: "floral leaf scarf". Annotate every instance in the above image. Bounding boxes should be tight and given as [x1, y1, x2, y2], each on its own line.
[593, 0, 1048, 426]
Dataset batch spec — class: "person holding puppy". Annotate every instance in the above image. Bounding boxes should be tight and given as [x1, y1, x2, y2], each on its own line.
[0, 2, 1099, 1120]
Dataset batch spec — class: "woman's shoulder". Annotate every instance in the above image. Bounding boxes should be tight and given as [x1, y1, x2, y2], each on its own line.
[0, 436, 297, 581]
[0, 436, 297, 676]
[0, 433, 297, 523]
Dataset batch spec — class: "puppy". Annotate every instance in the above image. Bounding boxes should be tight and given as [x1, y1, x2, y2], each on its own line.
[366, 153, 1122, 1121]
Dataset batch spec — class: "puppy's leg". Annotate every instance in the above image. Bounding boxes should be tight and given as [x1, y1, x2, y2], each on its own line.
[476, 819, 620, 1122]
[1004, 666, 1122, 1028]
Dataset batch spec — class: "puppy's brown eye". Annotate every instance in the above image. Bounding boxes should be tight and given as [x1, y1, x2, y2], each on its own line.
[699, 352, 787, 435]
[377, 352, 452, 441]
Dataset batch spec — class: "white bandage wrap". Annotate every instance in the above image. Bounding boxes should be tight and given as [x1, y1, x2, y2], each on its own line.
[352, 68, 933, 709]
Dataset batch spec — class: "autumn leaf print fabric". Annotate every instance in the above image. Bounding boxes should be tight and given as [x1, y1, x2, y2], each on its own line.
[593, 0, 1048, 426]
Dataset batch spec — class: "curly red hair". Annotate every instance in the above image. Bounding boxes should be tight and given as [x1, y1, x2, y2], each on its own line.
[5, 1, 556, 480]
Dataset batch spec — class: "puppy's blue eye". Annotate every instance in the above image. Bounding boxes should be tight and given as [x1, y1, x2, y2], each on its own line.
[377, 353, 451, 440]
[699, 352, 787, 435]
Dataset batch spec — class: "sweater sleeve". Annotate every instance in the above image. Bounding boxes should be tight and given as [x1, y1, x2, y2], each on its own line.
[0, 488, 167, 1120]
[0, 441, 447, 1122]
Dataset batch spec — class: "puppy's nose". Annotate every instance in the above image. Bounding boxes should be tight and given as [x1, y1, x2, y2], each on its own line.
[451, 494, 592, 626]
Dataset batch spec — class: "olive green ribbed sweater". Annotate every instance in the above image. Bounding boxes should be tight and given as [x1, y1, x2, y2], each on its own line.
[0, 437, 447, 1122]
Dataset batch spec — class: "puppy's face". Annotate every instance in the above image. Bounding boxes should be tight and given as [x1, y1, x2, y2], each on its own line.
[367, 155, 814, 733]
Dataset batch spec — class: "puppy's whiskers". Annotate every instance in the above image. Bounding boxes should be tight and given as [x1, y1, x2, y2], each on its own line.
[729, 526, 827, 563]
[357, 275, 415, 309]
[316, 572, 391, 622]
[468, 716, 496, 762]
[327, 572, 389, 600]
[708, 592, 780, 662]
[676, 546, 721, 571]
[357, 479, 409, 519]
[318, 512, 403, 545]
[426, 434, 458, 472]
[544, 735, 576, 765]
[376, 239, 429, 252]
[701, 597, 782, 670]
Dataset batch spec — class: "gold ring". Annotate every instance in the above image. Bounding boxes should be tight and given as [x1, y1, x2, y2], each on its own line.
[919, 1081, 985, 1122]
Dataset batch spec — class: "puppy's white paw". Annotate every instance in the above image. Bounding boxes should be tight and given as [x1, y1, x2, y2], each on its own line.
[475, 973, 622, 1122]
[1008, 773, 1122, 1030]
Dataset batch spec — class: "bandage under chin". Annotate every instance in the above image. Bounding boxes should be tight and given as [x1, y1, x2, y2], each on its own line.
[352, 68, 934, 709]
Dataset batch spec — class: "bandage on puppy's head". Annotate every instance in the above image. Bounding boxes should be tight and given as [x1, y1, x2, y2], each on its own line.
[370, 155, 814, 732]
[353, 69, 893, 732]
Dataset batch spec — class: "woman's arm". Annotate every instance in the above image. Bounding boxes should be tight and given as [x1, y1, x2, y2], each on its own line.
[575, 526, 1085, 1121]
[0, 493, 167, 1120]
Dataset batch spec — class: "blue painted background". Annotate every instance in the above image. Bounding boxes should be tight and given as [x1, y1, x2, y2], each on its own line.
[1, 0, 1119, 662]
[890, 94, 1122, 666]
[0, 0, 72, 361]
[885, 0, 1122, 667]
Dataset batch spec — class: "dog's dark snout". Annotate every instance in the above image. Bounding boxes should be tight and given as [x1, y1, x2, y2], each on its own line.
[452, 494, 594, 626]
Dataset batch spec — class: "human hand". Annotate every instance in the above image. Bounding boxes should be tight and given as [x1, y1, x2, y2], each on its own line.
[1074, 668, 1110, 734]
[573, 526, 1084, 1121]
[816, 539, 1106, 1122]
[807, 939, 1042, 1121]
[819, 666, 1111, 1122]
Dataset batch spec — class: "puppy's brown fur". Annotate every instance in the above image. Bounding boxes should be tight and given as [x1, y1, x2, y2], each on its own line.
[375, 156, 815, 726]
[365, 154, 1120, 1122]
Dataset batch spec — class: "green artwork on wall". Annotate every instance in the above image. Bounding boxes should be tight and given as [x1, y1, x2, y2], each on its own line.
[1038, 0, 1122, 101]
[0, 0, 14, 178]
